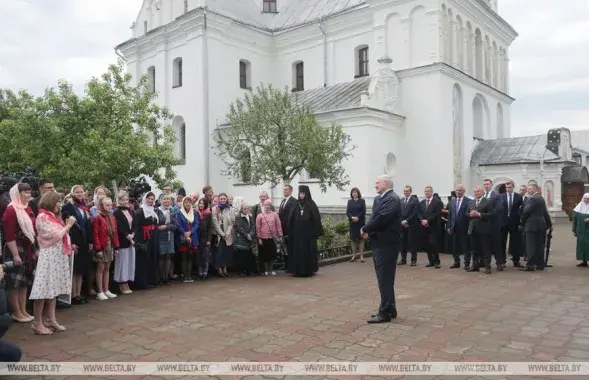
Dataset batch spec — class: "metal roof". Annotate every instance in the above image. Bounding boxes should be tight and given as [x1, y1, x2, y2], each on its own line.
[207, 0, 366, 31]
[470, 134, 562, 166]
[292, 76, 370, 112]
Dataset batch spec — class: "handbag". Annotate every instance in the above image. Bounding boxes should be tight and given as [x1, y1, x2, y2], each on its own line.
[261, 214, 281, 245]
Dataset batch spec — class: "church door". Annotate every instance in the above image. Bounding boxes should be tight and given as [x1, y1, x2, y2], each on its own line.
[562, 183, 583, 220]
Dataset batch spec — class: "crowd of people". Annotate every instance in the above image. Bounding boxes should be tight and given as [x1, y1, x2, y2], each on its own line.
[0, 180, 324, 335]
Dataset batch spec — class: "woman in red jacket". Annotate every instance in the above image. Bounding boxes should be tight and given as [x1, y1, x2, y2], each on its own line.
[92, 197, 119, 301]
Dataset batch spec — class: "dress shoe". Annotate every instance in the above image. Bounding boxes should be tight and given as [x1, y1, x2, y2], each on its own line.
[577, 262, 588, 267]
[484, 267, 492, 274]
[425, 263, 434, 268]
[450, 263, 461, 269]
[367, 313, 392, 324]
[464, 265, 470, 271]
[410, 261, 416, 266]
[519, 267, 535, 272]
[434, 263, 441, 269]
[371, 309, 397, 319]
[397, 260, 407, 265]
[514, 262, 522, 268]
[467, 267, 480, 272]
[497, 264, 504, 272]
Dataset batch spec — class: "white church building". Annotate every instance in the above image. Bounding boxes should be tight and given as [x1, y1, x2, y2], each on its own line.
[117, 0, 531, 211]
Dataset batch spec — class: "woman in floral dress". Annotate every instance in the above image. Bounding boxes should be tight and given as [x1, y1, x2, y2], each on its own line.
[30, 192, 75, 335]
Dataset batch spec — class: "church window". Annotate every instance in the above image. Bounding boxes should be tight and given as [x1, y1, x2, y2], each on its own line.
[263, 0, 277, 13]
[239, 59, 251, 89]
[147, 66, 156, 93]
[179, 123, 186, 161]
[292, 61, 304, 92]
[355, 46, 369, 77]
[474, 29, 483, 81]
[173, 58, 183, 88]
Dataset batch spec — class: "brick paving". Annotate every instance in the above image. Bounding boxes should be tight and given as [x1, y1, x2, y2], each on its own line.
[4, 221, 589, 379]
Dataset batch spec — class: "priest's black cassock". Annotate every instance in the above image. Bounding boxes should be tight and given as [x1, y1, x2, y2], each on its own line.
[287, 185, 324, 277]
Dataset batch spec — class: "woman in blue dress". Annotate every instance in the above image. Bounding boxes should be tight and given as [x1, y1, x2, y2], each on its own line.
[346, 187, 366, 262]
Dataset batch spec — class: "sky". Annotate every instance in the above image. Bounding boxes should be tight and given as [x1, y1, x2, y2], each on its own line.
[0, 0, 587, 137]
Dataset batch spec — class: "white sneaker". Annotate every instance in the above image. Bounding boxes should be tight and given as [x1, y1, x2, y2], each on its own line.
[104, 291, 117, 299]
[271, 271, 276, 276]
[264, 271, 268, 276]
[96, 292, 108, 301]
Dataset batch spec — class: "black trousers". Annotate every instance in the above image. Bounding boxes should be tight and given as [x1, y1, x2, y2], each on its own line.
[234, 249, 257, 274]
[400, 227, 418, 262]
[0, 315, 21, 363]
[372, 242, 400, 315]
[525, 231, 545, 269]
[501, 226, 523, 263]
[471, 233, 492, 268]
[452, 228, 469, 264]
[424, 230, 440, 265]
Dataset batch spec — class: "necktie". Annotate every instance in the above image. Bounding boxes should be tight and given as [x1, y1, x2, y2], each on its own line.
[280, 198, 286, 211]
[508, 194, 512, 217]
[405, 198, 408, 205]
[426, 199, 430, 208]
[457, 198, 461, 212]
[476, 199, 480, 208]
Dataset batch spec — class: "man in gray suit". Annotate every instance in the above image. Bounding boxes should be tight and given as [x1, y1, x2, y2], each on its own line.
[520, 183, 551, 271]
[467, 186, 496, 274]
[482, 179, 505, 270]
[361, 175, 402, 324]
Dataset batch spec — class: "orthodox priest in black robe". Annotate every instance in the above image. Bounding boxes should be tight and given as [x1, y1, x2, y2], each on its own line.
[287, 185, 323, 277]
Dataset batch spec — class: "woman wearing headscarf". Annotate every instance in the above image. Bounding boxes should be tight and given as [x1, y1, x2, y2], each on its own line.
[2, 183, 36, 322]
[156, 195, 177, 284]
[212, 193, 234, 278]
[133, 192, 159, 290]
[287, 185, 323, 277]
[30, 191, 75, 334]
[573, 193, 589, 267]
[113, 193, 135, 294]
[61, 185, 93, 305]
[177, 196, 199, 282]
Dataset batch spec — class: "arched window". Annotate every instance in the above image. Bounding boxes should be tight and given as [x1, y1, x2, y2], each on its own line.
[147, 66, 156, 93]
[473, 96, 484, 139]
[179, 123, 186, 161]
[292, 61, 304, 92]
[173, 58, 183, 88]
[385, 153, 397, 176]
[239, 59, 251, 89]
[355, 45, 369, 77]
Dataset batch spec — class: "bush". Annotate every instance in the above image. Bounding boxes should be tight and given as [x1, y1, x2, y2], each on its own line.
[318, 217, 336, 250]
[334, 221, 349, 235]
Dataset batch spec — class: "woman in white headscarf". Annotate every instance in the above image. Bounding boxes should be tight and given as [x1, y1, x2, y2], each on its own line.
[573, 193, 589, 267]
[133, 192, 160, 290]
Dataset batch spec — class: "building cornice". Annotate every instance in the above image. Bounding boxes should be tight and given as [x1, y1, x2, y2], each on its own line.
[396, 62, 515, 103]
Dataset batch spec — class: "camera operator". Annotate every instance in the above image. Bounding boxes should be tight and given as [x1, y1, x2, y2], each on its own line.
[0, 266, 23, 363]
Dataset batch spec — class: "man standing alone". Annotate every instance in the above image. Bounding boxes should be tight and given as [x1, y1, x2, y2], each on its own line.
[361, 175, 402, 324]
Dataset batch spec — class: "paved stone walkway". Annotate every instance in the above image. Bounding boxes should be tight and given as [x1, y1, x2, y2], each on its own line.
[4, 221, 589, 379]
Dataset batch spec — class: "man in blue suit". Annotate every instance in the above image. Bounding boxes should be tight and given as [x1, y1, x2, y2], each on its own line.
[482, 179, 505, 270]
[361, 175, 402, 324]
[447, 184, 470, 269]
[501, 181, 523, 267]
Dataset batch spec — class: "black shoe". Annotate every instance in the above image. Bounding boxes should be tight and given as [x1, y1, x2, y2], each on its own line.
[410, 261, 416, 266]
[536, 267, 545, 271]
[450, 263, 460, 269]
[464, 265, 470, 271]
[435, 263, 441, 269]
[367, 313, 392, 324]
[397, 260, 407, 265]
[371, 309, 397, 319]
[520, 267, 535, 272]
[514, 262, 523, 268]
[71, 296, 84, 305]
[497, 264, 504, 272]
[485, 267, 492, 274]
[425, 263, 434, 268]
[467, 267, 480, 272]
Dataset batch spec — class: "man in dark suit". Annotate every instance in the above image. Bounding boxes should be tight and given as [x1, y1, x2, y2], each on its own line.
[28, 179, 55, 216]
[278, 185, 296, 270]
[447, 184, 469, 269]
[467, 186, 496, 274]
[398, 186, 419, 266]
[361, 175, 402, 324]
[417, 186, 443, 268]
[482, 179, 505, 270]
[520, 183, 551, 271]
[501, 181, 523, 267]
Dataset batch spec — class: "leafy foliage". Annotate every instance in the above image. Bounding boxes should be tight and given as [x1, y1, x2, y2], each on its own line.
[0, 60, 181, 190]
[214, 84, 355, 192]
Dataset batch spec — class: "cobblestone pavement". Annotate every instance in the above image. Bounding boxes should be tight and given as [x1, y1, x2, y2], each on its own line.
[4, 221, 588, 379]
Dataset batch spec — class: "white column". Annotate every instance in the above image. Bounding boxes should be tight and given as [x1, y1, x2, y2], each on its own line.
[482, 42, 487, 83]
[461, 28, 468, 72]
[373, 24, 386, 60]
[504, 51, 510, 93]
[401, 18, 411, 67]
[469, 33, 475, 76]
[435, 10, 446, 62]
[451, 21, 458, 67]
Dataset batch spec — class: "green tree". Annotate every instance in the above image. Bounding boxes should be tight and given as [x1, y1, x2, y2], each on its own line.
[0, 60, 181, 190]
[214, 84, 355, 192]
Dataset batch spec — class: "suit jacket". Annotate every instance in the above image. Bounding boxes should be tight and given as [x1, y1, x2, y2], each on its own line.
[62, 203, 93, 247]
[278, 196, 296, 233]
[521, 193, 549, 233]
[467, 197, 496, 235]
[502, 192, 523, 229]
[400, 196, 419, 227]
[362, 190, 401, 246]
[447, 196, 469, 232]
[483, 190, 503, 226]
[417, 197, 443, 231]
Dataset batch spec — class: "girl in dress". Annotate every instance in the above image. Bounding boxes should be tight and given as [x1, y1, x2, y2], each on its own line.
[113, 193, 135, 294]
[92, 197, 119, 301]
[256, 199, 283, 276]
[177, 197, 199, 282]
[212, 193, 234, 278]
[196, 198, 213, 280]
[2, 183, 36, 322]
[30, 192, 75, 335]
[133, 192, 160, 290]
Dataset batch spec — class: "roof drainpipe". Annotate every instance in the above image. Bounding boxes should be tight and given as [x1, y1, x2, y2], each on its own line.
[318, 17, 327, 88]
[202, 4, 211, 185]
[114, 47, 127, 62]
